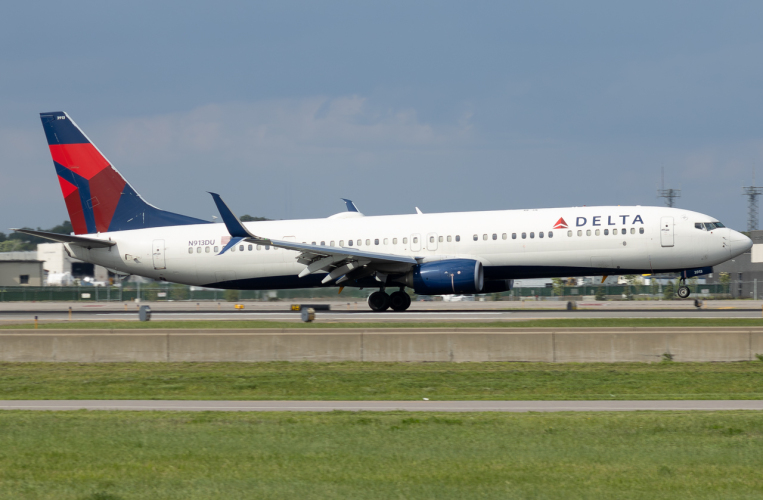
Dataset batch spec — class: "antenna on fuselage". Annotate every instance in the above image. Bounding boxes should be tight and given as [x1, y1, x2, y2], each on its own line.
[742, 167, 763, 232]
[657, 167, 681, 208]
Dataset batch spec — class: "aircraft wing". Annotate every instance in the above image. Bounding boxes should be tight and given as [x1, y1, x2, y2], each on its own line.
[209, 193, 418, 284]
[12, 229, 116, 249]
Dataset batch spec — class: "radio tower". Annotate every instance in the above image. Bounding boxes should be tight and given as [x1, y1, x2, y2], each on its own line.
[657, 167, 681, 207]
[742, 169, 763, 232]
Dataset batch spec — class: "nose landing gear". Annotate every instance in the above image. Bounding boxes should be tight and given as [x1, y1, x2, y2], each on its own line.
[677, 278, 691, 299]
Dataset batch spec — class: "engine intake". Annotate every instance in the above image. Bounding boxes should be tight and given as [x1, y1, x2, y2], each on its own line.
[399, 259, 484, 295]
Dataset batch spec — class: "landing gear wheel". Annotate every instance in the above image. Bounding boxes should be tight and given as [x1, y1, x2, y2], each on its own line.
[367, 291, 391, 311]
[677, 286, 691, 299]
[389, 291, 411, 312]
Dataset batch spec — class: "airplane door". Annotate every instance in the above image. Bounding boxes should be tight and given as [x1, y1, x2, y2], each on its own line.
[152, 239, 166, 269]
[410, 233, 422, 252]
[660, 217, 674, 247]
[426, 232, 438, 251]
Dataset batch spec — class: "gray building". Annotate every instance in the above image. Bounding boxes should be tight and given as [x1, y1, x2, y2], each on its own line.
[0, 260, 44, 286]
[705, 230, 763, 299]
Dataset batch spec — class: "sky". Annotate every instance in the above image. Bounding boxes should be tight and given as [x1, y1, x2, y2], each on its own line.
[1, 1, 762, 232]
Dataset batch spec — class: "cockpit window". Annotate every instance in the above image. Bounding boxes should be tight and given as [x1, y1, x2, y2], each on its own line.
[695, 223, 704, 230]
[714, 222, 725, 228]
[704, 223, 716, 230]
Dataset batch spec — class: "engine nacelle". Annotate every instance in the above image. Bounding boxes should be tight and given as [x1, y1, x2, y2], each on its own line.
[481, 279, 514, 293]
[400, 259, 484, 295]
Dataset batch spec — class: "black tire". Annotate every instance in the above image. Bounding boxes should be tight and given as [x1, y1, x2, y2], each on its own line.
[677, 286, 691, 299]
[390, 291, 411, 312]
[367, 291, 391, 311]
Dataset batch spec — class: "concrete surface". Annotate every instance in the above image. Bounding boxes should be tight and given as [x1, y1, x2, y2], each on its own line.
[2, 327, 762, 362]
[1, 400, 762, 412]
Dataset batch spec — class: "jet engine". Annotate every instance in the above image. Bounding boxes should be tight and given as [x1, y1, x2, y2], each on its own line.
[396, 259, 484, 295]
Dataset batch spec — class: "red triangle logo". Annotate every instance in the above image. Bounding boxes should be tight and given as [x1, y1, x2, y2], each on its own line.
[553, 217, 568, 229]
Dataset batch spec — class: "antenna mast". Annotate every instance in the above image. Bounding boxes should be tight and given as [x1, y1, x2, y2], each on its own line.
[742, 168, 763, 232]
[657, 167, 681, 207]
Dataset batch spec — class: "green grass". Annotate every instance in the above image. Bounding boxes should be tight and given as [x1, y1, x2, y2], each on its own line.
[0, 411, 761, 499]
[3, 361, 763, 400]
[4, 317, 763, 329]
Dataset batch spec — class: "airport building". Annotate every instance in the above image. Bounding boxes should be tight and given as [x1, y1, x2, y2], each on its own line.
[0, 251, 44, 286]
[0, 243, 108, 286]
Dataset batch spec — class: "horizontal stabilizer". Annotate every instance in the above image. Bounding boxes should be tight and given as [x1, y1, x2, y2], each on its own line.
[12, 229, 116, 249]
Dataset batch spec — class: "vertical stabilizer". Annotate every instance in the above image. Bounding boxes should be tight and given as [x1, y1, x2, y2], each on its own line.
[40, 111, 208, 234]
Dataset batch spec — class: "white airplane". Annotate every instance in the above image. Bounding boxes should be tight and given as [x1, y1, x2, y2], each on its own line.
[15, 111, 752, 311]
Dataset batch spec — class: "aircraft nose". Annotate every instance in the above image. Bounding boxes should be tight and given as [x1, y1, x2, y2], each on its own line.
[728, 229, 753, 257]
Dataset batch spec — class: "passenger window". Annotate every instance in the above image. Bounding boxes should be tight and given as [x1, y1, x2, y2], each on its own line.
[348, 240, 353, 246]
[239, 245, 244, 251]
[366, 239, 370, 246]
[430, 236, 435, 243]
[204, 247, 209, 253]
[339, 240, 345, 247]
[522, 232, 526, 239]
[539, 232, 544, 238]
[447, 236, 452, 242]
[492, 233, 497, 240]
[330, 241, 335, 246]
[248, 244, 252, 251]
[384, 238, 388, 244]
[231, 246, 236, 252]
[357, 239, 362, 246]
[393, 238, 398, 244]
[375, 239, 379, 245]
[639, 227, 644, 234]
[413, 237, 418, 244]
[530, 232, 535, 239]
[403, 237, 408, 244]
[320, 241, 325, 246]
[567, 230, 572, 237]
[586, 230, 591, 236]
[265, 245, 270, 250]
[549, 231, 554, 238]
[256, 245, 261, 250]
[473, 234, 478, 241]
[594, 229, 600, 236]
[438, 236, 443, 243]
[512, 233, 517, 239]
[630, 228, 635, 234]
[483, 234, 488, 240]
[603, 229, 608, 236]
[197, 247, 202, 253]
[214, 246, 219, 252]
[577, 230, 582, 236]
[613, 229, 618, 235]
[455, 235, 460, 242]
[502, 233, 507, 240]
[311, 241, 316, 245]
[188, 248, 193, 254]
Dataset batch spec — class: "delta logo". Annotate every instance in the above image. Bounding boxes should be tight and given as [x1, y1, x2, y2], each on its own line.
[553, 217, 568, 229]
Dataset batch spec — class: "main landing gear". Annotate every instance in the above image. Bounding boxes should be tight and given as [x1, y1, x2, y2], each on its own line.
[677, 278, 691, 299]
[367, 288, 412, 312]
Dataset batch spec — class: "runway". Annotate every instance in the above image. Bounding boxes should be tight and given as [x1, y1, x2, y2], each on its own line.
[1, 400, 762, 412]
[1, 299, 763, 323]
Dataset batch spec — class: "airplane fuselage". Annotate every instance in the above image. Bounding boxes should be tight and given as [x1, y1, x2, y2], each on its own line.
[65, 205, 749, 290]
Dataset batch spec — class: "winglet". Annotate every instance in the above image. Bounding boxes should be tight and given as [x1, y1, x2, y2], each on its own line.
[341, 198, 359, 213]
[208, 192, 253, 238]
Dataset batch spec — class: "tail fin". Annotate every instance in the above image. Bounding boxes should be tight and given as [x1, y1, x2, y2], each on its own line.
[40, 111, 208, 234]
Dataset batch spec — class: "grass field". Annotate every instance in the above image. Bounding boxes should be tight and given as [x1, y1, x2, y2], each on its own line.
[0, 411, 761, 499]
[2, 361, 763, 400]
[4, 317, 763, 329]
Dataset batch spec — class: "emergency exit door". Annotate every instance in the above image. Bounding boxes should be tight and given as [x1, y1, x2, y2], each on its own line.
[152, 239, 166, 269]
[660, 217, 674, 247]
